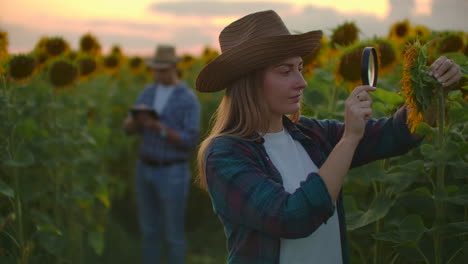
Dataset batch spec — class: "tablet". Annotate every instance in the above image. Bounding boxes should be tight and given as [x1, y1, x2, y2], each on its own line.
[129, 107, 160, 120]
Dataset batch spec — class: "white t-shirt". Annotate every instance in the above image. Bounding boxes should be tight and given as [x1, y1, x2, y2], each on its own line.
[153, 84, 175, 114]
[263, 129, 343, 264]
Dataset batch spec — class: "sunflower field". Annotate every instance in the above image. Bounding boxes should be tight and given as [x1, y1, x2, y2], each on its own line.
[1, 20, 467, 264]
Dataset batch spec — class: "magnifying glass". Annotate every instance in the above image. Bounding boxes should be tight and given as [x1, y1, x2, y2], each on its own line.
[361, 47, 379, 87]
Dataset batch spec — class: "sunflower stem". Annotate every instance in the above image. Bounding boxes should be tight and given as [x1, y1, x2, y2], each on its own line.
[433, 85, 446, 264]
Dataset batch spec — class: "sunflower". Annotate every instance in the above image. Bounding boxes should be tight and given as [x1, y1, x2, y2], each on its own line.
[111, 45, 123, 57]
[0, 31, 8, 75]
[46, 37, 70, 57]
[389, 20, 411, 44]
[8, 54, 36, 82]
[48, 58, 78, 89]
[77, 56, 97, 79]
[330, 22, 359, 49]
[201, 46, 219, 65]
[128, 56, 144, 75]
[177, 54, 196, 71]
[103, 54, 120, 73]
[79, 33, 101, 57]
[437, 33, 464, 54]
[34, 37, 49, 53]
[400, 41, 439, 132]
[412, 25, 430, 39]
[336, 43, 366, 92]
[374, 39, 398, 74]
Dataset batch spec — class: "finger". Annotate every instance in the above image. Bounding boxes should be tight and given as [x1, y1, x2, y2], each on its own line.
[357, 100, 372, 108]
[360, 108, 373, 119]
[438, 64, 459, 83]
[433, 59, 453, 79]
[351, 85, 376, 97]
[429, 56, 446, 75]
[356, 92, 372, 102]
[444, 71, 462, 87]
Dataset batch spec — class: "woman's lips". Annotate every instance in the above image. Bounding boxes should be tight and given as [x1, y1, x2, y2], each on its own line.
[289, 94, 301, 102]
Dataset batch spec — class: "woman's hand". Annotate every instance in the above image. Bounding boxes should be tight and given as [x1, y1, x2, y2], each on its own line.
[428, 56, 462, 87]
[343, 85, 376, 142]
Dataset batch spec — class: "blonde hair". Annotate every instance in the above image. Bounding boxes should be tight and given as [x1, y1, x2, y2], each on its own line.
[196, 70, 301, 190]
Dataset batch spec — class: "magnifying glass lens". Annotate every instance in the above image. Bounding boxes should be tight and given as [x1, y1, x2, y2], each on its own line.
[361, 47, 379, 87]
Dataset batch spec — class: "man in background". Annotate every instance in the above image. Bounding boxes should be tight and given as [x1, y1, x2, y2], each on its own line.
[123, 44, 200, 264]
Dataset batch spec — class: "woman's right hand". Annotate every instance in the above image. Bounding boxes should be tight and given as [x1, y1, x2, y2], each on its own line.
[343, 85, 376, 142]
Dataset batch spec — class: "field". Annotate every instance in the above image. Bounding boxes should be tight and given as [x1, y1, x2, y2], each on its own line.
[1, 21, 468, 263]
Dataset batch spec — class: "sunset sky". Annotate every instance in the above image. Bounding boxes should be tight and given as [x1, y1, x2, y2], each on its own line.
[1, 0, 467, 56]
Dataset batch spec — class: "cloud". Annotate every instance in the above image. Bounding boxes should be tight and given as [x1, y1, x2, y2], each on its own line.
[87, 20, 161, 32]
[282, 5, 388, 39]
[1, 22, 160, 55]
[149, 1, 291, 16]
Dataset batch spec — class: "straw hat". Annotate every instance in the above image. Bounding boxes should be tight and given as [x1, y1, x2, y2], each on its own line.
[196, 10, 322, 93]
[146, 45, 181, 69]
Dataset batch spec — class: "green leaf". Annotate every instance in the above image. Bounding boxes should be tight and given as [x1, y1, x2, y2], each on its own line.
[0, 180, 14, 198]
[372, 89, 404, 105]
[448, 90, 463, 101]
[37, 225, 63, 236]
[398, 215, 428, 241]
[88, 231, 104, 256]
[372, 215, 427, 243]
[37, 232, 65, 256]
[15, 118, 38, 141]
[3, 148, 35, 167]
[414, 122, 435, 137]
[347, 194, 395, 230]
[432, 222, 468, 238]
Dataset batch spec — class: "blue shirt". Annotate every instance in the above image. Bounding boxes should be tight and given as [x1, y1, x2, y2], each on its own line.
[134, 81, 200, 161]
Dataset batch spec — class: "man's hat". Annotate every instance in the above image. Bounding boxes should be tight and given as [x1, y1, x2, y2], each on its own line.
[146, 45, 181, 69]
[196, 10, 322, 93]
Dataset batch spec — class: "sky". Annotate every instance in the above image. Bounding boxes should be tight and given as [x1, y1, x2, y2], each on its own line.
[1, 0, 467, 56]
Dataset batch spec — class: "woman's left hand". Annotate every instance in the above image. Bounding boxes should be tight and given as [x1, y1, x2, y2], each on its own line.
[428, 56, 462, 87]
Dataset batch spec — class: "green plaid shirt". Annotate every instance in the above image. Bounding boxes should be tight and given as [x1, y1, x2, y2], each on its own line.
[204, 108, 421, 264]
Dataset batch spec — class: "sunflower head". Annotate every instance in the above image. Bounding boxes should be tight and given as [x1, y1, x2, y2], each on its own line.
[401, 41, 439, 132]
[389, 20, 411, 43]
[201, 46, 219, 65]
[36, 52, 49, 66]
[80, 33, 101, 57]
[374, 39, 397, 72]
[128, 56, 144, 75]
[103, 54, 120, 72]
[336, 43, 366, 91]
[129, 56, 143, 69]
[412, 25, 430, 39]
[48, 58, 78, 89]
[331, 22, 359, 48]
[46, 37, 69, 57]
[437, 33, 464, 54]
[0, 30, 8, 59]
[177, 54, 196, 71]
[68, 51, 78, 61]
[111, 45, 123, 57]
[77, 56, 97, 78]
[8, 54, 36, 82]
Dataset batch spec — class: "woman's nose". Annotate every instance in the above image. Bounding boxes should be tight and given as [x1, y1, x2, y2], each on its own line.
[295, 72, 307, 90]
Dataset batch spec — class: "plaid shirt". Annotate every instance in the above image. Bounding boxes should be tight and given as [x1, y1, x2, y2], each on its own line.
[204, 108, 421, 264]
[134, 81, 200, 161]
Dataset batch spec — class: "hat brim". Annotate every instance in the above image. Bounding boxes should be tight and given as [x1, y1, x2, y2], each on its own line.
[196, 30, 322, 93]
[146, 58, 181, 69]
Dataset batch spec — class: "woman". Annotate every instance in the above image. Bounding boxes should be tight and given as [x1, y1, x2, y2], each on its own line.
[195, 10, 462, 264]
